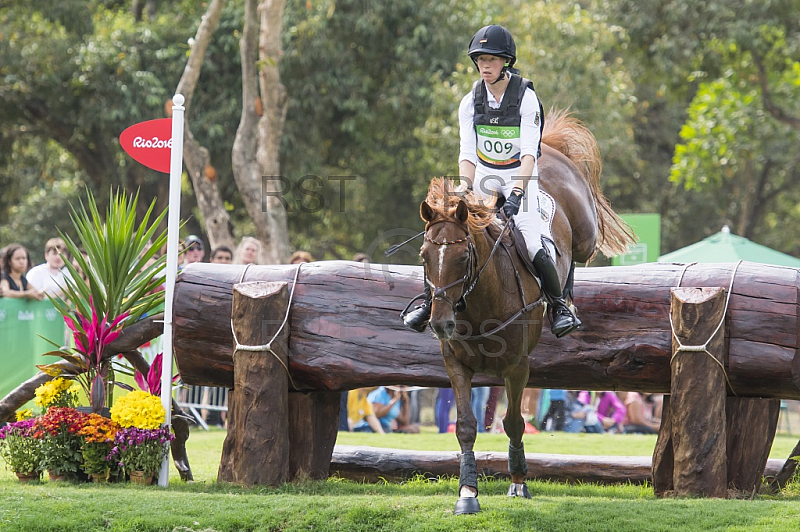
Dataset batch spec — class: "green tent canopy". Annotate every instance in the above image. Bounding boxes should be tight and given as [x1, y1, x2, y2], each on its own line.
[659, 225, 800, 267]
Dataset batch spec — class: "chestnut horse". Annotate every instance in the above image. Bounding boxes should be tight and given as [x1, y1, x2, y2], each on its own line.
[418, 110, 635, 514]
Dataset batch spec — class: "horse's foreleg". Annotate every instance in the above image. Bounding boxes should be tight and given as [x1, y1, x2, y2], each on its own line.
[442, 344, 480, 513]
[503, 362, 531, 498]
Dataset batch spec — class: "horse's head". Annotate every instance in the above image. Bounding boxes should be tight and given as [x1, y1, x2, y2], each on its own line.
[419, 198, 474, 340]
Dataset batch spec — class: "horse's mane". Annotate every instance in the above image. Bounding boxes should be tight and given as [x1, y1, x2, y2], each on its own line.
[542, 109, 636, 258]
[424, 178, 497, 233]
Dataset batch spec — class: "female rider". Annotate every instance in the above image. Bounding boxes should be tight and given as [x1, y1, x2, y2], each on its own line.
[404, 25, 579, 338]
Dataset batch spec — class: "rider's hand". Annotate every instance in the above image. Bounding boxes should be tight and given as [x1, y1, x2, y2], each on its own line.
[503, 188, 524, 218]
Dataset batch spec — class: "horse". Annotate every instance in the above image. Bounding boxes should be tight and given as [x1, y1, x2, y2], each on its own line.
[417, 110, 635, 514]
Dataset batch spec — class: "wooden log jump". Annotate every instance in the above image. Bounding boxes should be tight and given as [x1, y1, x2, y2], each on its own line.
[330, 445, 785, 485]
[173, 261, 800, 399]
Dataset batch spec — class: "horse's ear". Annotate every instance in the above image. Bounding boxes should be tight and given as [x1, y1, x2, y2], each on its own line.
[420, 201, 435, 222]
[455, 200, 469, 224]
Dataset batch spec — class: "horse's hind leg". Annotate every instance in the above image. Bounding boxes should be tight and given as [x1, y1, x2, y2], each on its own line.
[442, 344, 480, 514]
[503, 361, 532, 499]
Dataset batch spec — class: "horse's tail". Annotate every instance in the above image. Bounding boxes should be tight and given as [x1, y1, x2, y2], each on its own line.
[541, 108, 636, 258]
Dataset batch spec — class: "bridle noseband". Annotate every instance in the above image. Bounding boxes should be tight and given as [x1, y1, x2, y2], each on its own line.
[423, 226, 475, 313]
[423, 219, 509, 314]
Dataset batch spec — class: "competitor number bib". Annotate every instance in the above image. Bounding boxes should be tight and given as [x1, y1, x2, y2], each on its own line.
[476, 125, 521, 167]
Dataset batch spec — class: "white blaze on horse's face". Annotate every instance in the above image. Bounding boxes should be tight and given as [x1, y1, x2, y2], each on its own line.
[438, 244, 447, 281]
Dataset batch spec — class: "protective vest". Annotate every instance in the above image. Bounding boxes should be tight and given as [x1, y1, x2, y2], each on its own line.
[472, 73, 544, 169]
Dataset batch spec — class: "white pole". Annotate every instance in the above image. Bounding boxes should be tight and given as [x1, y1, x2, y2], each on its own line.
[158, 94, 185, 487]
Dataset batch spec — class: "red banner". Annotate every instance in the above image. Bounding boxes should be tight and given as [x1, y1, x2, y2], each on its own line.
[119, 119, 173, 174]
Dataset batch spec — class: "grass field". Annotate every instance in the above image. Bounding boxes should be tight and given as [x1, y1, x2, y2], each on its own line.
[1, 428, 799, 531]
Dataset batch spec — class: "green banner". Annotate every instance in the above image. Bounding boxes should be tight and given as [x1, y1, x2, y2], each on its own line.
[0, 298, 66, 403]
[612, 213, 661, 266]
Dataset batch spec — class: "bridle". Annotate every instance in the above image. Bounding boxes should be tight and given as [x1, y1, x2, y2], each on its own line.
[422, 219, 509, 315]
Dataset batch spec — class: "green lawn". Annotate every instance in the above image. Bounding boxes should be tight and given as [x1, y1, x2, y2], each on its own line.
[0, 428, 799, 531]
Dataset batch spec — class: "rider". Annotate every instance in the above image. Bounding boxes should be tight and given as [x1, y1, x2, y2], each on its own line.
[404, 24, 580, 338]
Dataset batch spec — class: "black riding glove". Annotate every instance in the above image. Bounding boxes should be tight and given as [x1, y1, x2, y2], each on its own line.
[503, 188, 524, 218]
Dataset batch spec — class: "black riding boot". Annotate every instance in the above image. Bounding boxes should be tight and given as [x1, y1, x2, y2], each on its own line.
[403, 284, 432, 332]
[532, 248, 581, 338]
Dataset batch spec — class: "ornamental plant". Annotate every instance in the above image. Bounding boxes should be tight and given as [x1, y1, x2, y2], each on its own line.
[107, 426, 174, 477]
[0, 419, 42, 475]
[110, 390, 165, 429]
[134, 353, 178, 397]
[33, 407, 88, 477]
[34, 377, 79, 411]
[37, 190, 168, 413]
[79, 414, 122, 480]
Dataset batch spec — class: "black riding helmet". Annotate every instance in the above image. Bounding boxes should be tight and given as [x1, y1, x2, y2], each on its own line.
[468, 25, 517, 68]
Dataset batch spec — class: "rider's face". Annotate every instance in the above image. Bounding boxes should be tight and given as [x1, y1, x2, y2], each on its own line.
[476, 54, 506, 83]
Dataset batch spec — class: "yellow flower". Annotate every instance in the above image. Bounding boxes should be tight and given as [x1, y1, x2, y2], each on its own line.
[110, 390, 165, 429]
[34, 378, 79, 410]
[15, 409, 34, 421]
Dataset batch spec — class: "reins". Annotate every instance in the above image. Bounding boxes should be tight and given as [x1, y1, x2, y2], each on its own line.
[423, 218, 543, 340]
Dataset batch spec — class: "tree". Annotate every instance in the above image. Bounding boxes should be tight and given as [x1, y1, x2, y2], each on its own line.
[231, 0, 290, 264]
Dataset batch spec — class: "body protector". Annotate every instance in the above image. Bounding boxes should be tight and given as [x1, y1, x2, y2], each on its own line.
[472, 73, 545, 170]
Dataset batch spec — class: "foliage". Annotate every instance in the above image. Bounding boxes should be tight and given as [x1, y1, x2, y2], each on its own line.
[33, 407, 88, 476]
[37, 189, 167, 412]
[134, 353, 178, 397]
[34, 377, 80, 411]
[107, 426, 174, 477]
[0, 419, 42, 474]
[78, 414, 122, 479]
[110, 390, 166, 429]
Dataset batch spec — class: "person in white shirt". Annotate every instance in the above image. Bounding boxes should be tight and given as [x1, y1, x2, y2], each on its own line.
[404, 25, 579, 338]
[26, 237, 72, 297]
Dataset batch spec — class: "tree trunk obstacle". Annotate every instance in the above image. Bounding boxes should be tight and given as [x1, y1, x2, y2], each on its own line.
[3, 261, 799, 490]
[330, 445, 785, 485]
[652, 285, 781, 497]
[169, 260, 800, 493]
[217, 281, 339, 486]
[174, 261, 800, 398]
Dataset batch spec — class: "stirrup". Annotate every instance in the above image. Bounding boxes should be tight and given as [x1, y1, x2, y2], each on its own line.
[402, 301, 431, 332]
[550, 304, 581, 338]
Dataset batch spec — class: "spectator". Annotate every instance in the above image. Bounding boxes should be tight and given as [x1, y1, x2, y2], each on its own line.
[290, 250, 314, 264]
[235, 237, 260, 265]
[471, 387, 490, 433]
[577, 391, 626, 433]
[436, 388, 455, 433]
[0, 244, 43, 300]
[366, 386, 419, 433]
[542, 389, 569, 431]
[348, 387, 384, 433]
[352, 253, 369, 263]
[179, 235, 205, 269]
[210, 245, 233, 264]
[27, 237, 71, 297]
[620, 391, 661, 434]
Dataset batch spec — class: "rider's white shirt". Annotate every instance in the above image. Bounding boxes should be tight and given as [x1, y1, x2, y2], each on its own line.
[457, 78, 542, 187]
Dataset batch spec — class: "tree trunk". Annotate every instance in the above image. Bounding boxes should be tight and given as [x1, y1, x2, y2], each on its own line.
[174, 0, 235, 251]
[668, 287, 727, 498]
[171, 261, 800, 401]
[219, 282, 290, 486]
[330, 445, 785, 485]
[288, 391, 340, 480]
[232, 0, 290, 265]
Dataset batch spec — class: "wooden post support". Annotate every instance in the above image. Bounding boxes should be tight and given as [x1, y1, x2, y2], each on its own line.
[725, 397, 780, 493]
[288, 391, 341, 480]
[667, 287, 728, 498]
[218, 281, 290, 486]
[652, 394, 674, 496]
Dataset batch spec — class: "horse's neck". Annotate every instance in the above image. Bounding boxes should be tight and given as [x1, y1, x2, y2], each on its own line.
[470, 224, 539, 308]
[468, 226, 505, 304]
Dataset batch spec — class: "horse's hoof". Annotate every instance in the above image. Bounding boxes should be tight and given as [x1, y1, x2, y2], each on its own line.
[507, 482, 531, 499]
[454, 497, 481, 515]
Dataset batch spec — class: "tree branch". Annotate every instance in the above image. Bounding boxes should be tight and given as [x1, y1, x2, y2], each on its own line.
[753, 52, 800, 129]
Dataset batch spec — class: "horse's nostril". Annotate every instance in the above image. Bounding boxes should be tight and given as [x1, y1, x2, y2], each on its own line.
[444, 321, 456, 336]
